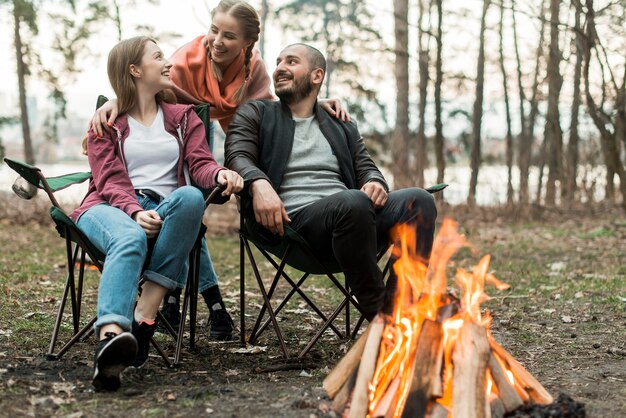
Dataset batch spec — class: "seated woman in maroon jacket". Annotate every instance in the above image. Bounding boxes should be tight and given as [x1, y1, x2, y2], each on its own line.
[74, 36, 243, 391]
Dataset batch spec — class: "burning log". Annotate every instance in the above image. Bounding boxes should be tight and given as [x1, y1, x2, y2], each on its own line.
[324, 320, 373, 399]
[400, 319, 444, 418]
[348, 315, 385, 418]
[428, 402, 449, 418]
[451, 322, 491, 418]
[489, 396, 506, 418]
[332, 366, 357, 414]
[489, 339, 554, 405]
[488, 352, 523, 412]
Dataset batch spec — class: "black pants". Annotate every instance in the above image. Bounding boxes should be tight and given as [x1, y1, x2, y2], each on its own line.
[288, 188, 437, 318]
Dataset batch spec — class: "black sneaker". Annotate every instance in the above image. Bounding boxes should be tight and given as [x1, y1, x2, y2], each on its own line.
[131, 320, 157, 368]
[208, 303, 234, 341]
[92, 332, 137, 391]
[156, 295, 181, 334]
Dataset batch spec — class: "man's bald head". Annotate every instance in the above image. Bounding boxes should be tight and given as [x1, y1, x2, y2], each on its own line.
[281, 43, 326, 72]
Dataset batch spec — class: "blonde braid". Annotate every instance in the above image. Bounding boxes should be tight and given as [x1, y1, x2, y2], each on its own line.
[233, 45, 253, 103]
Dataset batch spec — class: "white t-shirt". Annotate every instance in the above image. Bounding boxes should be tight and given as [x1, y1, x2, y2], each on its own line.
[124, 106, 179, 198]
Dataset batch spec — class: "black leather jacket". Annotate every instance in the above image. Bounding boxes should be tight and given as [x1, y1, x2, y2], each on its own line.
[224, 99, 388, 194]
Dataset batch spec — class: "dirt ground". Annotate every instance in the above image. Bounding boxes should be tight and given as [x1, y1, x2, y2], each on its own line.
[0, 199, 624, 417]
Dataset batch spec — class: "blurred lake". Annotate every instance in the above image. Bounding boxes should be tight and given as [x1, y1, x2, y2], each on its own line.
[1, 162, 608, 207]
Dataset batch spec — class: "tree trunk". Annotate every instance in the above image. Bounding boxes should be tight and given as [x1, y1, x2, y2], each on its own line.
[258, 0, 269, 58]
[543, 0, 563, 207]
[392, 0, 411, 189]
[499, 0, 514, 207]
[468, 0, 491, 207]
[511, 0, 527, 205]
[113, 0, 122, 41]
[415, 0, 429, 188]
[582, 0, 626, 209]
[520, 0, 546, 205]
[434, 0, 445, 190]
[13, 1, 35, 165]
[565, 1, 583, 204]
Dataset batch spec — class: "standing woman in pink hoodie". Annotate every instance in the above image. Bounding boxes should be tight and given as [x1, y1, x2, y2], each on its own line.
[73, 36, 243, 391]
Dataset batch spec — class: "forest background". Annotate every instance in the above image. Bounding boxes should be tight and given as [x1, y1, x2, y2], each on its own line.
[0, 0, 624, 209]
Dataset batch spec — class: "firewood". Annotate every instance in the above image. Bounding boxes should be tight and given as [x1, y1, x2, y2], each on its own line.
[489, 339, 554, 404]
[348, 315, 385, 418]
[324, 321, 373, 399]
[452, 322, 491, 418]
[489, 396, 505, 418]
[370, 376, 399, 417]
[400, 319, 445, 418]
[488, 352, 523, 412]
[333, 366, 358, 414]
[428, 402, 449, 418]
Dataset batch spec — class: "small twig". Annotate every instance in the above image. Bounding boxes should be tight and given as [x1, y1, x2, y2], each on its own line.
[254, 362, 318, 373]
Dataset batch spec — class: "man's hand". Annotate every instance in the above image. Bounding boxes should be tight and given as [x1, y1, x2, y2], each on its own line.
[319, 98, 351, 122]
[361, 181, 388, 208]
[90, 99, 119, 138]
[132, 210, 163, 238]
[251, 180, 291, 236]
[216, 169, 244, 196]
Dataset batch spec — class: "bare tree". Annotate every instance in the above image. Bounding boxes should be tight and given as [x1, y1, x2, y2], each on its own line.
[513, 0, 546, 205]
[499, 0, 514, 207]
[11, 0, 36, 165]
[468, 0, 491, 207]
[543, 0, 563, 206]
[565, 0, 584, 204]
[258, 0, 269, 58]
[415, 0, 430, 188]
[392, 0, 410, 188]
[510, 0, 528, 200]
[433, 0, 445, 191]
[582, 0, 626, 209]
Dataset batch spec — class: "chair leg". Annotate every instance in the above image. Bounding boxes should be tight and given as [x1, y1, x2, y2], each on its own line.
[248, 252, 287, 344]
[151, 337, 173, 368]
[47, 315, 97, 360]
[189, 245, 200, 350]
[299, 296, 351, 358]
[243, 238, 290, 358]
[66, 240, 79, 334]
[239, 235, 246, 347]
[253, 247, 344, 339]
[345, 279, 350, 337]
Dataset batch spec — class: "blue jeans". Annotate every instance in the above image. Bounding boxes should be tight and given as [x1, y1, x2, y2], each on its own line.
[77, 186, 205, 332]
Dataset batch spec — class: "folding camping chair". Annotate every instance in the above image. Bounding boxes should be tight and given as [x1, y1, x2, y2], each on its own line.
[238, 183, 448, 359]
[5, 97, 224, 367]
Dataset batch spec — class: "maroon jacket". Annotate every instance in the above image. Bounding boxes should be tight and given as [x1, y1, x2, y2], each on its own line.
[71, 102, 224, 221]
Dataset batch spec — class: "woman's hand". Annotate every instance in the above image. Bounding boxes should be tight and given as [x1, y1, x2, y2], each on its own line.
[132, 210, 163, 238]
[319, 98, 351, 122]
[217, 169, 244, 196]
[90, 99, 119, 137]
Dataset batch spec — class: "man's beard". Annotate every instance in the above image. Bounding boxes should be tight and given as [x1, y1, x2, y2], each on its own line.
[275, 73, 314, 105]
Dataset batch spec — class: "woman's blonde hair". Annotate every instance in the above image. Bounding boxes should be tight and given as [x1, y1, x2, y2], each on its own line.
[207, 0, 260, 103]
[107, 36, 176, 115]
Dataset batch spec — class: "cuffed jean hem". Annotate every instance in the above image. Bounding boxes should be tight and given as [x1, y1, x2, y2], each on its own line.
[94, 314, 133, 335]
[143, 270, 180, 291]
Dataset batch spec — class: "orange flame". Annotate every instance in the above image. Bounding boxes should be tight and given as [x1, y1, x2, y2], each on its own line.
[367, 218, 509, 417]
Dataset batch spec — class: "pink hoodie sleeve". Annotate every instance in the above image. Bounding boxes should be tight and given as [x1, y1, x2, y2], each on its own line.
[183, 110, 225, 188]
[87, 129, 143, 218]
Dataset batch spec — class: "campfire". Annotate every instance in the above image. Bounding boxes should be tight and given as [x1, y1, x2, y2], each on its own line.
[324, 219, 555, 418]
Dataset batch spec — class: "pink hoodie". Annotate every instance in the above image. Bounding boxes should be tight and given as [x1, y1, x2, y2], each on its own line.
[70, 102, 224, 221]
